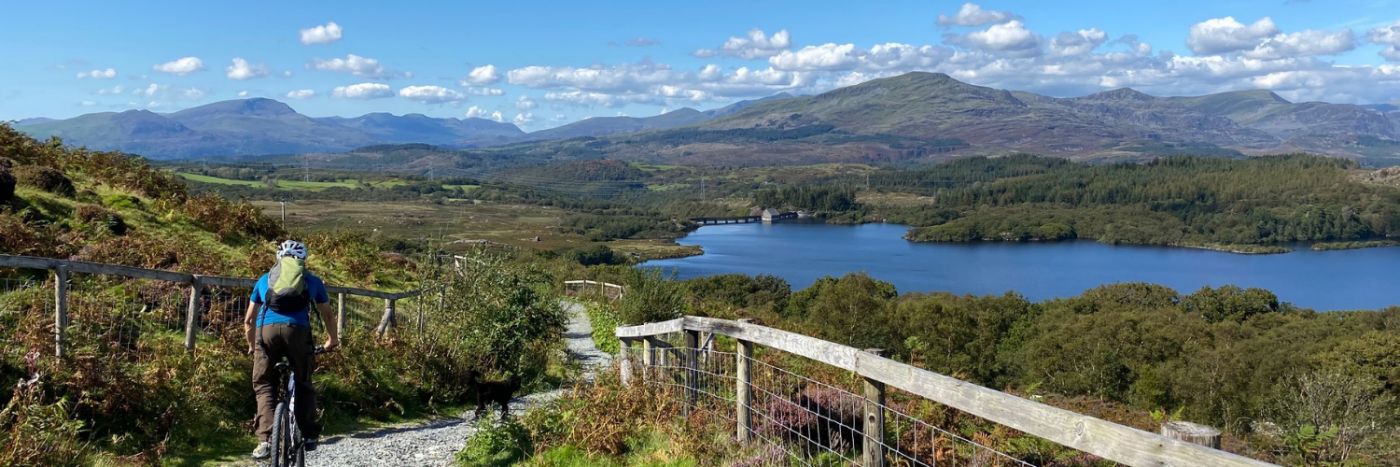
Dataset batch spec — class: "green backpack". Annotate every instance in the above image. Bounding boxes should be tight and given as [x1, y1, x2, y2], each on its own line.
[265, 256, 310, 313]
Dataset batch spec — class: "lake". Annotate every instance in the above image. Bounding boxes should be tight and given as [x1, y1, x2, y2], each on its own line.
[643, 222, 1400, 311]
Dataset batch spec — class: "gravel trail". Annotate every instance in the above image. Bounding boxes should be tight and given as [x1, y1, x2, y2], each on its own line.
[227, 300, 608, 467]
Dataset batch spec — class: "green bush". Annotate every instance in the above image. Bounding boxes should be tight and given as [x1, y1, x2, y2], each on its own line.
[617, 269, 686, 325]
[585, 302, 621, 354]
[569, 245, 627, 266]
[13, 165, 75, 197]
[100, 193, 142, 210]
[456, 419, 533, 467]
[0, 157, 15, 203]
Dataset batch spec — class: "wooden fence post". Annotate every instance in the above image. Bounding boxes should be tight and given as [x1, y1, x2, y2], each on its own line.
[53, 266, 69, 357]
[683, 330, 699, 413]
[416, 295, 425, 338]
[184, 277, 201, 351]
[376, 298, 396, 339]
[862, 348, 887, 467]
[619, 338, 633, 386]
[736, 319, 754, 443]
[1162, 421, 1222, 449]
[641, 337, 654, 382]
[336, 292, 345, 338]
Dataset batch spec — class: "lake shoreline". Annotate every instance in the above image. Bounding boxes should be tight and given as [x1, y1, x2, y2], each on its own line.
[644, 222, 1400, 310]
[669, 220, 1397, 256]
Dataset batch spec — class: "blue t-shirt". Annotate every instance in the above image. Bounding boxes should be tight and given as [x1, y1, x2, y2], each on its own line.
[250, 271, 329, 327]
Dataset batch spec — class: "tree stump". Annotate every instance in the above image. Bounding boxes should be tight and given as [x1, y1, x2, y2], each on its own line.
[1161, 421, 1221, 449]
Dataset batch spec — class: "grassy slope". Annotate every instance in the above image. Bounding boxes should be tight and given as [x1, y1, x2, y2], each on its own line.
[0, 130, 484, 465]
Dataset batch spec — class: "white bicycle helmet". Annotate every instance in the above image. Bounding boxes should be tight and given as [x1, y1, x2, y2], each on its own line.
[276, 240, 308, 259]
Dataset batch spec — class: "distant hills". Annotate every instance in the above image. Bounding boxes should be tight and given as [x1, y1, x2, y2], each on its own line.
[14, 98, 523, 159]
[14, 73, 1400, 165]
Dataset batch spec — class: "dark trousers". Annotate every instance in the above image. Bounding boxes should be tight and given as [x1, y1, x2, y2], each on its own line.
[252, 324, 318, 442]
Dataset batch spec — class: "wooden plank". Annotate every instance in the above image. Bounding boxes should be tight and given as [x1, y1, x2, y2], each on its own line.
[1, 255, 416, 299]
[199, 275, 257, 288]
[184, 278, 201, 351]
[53, 266, 68, 357]
[862, 349, 886, 467]
[736, 334, 753, 442]
[621, 316, 1273, 467]
[615, 318, 685, 338]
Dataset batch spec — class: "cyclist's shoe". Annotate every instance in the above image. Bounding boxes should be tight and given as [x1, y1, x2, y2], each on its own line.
[251, 442, 271, 459]
[304, 437, 319, 451]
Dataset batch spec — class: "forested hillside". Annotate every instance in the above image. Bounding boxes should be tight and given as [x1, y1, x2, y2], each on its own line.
[895, 155, 1400, 248]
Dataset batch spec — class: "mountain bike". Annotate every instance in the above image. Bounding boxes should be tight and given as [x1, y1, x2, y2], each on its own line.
[269, 346, 326, 467]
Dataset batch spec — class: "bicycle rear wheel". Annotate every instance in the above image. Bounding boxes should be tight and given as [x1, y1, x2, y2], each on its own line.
[271, 401, 291, 467]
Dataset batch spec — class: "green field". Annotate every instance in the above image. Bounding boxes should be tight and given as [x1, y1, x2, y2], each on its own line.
[178, 172, 470, 191]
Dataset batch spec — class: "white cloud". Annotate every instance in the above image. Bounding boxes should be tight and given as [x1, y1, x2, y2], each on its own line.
[1244, 29, 1354, 60]
[285, 89, 316, 100]
[135, 83, 166, 97]
[332, 82, 393, 99]
[1368, 21, 1400, 61]
[516, 95, 537, 110]
[398, 85, 464, 103]
[97, 84, 125, 95]
[237, 90, 249, 97]
[769, 43, 861, 71]
[77, 68, 117, 79]
[463, 86, 504, 96]
[300, 21, 343, 45]
[543, 90, 659, 107]
[463, 64, 500, 85]
[1050, 29, 1107, 56]
[963, 20, 1040, 52]
[698, 64, 723, 81]
[80, 100, 97, 107]
[1187, 16, 1279, 55]
[508, 63, 679, 92]
[512, 112, 534, 126]
[182, 88, 205, 99]
[938, 3, 1017, 27]
[309, 54, 395, 78]
[226, 58, 269, 80]
[490, 110, 503, 122]
[696, 28, 791, 59]
[465, 106, 488, 119]
[153, 56, 204, 75]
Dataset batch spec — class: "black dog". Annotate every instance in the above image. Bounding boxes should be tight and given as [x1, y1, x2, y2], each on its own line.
[469, 371, 522, 420]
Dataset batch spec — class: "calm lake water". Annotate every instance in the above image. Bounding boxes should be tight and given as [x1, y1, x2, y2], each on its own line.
[644, 222, 1400, 311]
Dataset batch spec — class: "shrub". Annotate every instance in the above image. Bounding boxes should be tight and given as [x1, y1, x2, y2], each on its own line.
[13, 165, 75, 197]
[0, 212, 54, 256]
[182, 193, 283, 241]
[0, 157, 15, 202]
[617, 269, 686, 325]
[0, 382, 87, 467]
[456, 418, 533, 467]
[75, 205, 127, 235]
[100, 193, 142, 210]
[569, 245, 626, 266]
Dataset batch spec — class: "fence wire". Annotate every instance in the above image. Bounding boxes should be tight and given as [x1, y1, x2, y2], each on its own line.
[622, 336, 1045, 467]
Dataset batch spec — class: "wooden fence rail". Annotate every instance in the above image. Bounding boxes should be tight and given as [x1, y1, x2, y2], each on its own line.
[616, 316, 1275, 467]
[0, 254, 420, 355]
[563, 279, 624, 300]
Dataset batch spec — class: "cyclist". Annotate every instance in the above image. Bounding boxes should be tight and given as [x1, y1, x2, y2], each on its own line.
[244, 240, 339, 459]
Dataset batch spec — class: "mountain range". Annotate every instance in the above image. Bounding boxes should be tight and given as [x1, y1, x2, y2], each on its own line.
[13, 73, 1400, 165]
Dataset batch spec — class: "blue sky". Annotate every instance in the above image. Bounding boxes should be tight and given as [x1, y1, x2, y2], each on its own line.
[3, 0, 1399, 130]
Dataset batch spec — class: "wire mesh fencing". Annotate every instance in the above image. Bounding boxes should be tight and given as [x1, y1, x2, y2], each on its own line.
[620, 333, 1048, 467]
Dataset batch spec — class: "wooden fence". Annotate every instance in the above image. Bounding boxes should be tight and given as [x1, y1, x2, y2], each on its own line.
[615, 316, 1275, 467]
[0, 254, 420, 357]
[563, 279, 624, 300]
